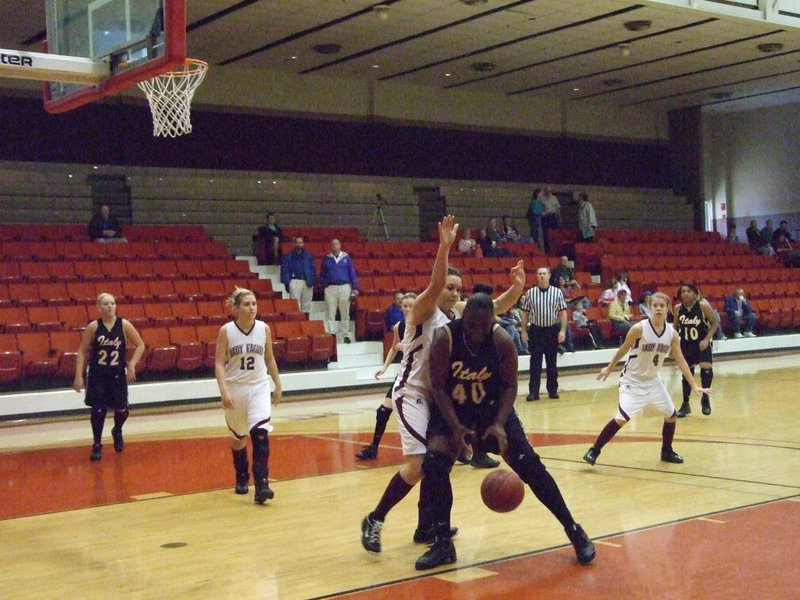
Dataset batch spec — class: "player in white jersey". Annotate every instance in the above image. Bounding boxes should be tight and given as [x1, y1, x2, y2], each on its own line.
[215, 287, 282, 504]
[582, 292, 711, 466]
[361, 215, 526, 554]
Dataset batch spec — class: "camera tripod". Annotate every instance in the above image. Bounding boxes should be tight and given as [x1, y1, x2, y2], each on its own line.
[369, 194, 390, 240]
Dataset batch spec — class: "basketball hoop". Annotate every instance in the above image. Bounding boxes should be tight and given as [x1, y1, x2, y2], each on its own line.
[137, 58, 208, 138]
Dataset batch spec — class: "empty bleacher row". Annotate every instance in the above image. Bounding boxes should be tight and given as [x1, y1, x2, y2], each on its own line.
[0, 223, 210, 243]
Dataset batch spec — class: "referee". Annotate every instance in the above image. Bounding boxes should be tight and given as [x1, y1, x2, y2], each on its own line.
[519, 266, 568, 401]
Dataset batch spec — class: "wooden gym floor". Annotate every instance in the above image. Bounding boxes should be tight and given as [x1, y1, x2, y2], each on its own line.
[0, 353, 798, 599]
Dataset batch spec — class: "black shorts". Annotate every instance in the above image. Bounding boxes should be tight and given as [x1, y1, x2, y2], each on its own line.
[680, 341, 713, 367]
[85, 373, 128, 410]
[428, 403, 534, 458]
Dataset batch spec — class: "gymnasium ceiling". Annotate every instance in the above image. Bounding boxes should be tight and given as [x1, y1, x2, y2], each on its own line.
[3, 0, 800, 115]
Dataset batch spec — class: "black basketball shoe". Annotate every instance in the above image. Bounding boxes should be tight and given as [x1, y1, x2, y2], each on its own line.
[661, 449, 684, 464]
[415, 538, 457, 570]
[361, 515, 383, 553]
[355, 444, 377, 460]
[90, 443, 102, 462]
[254, 479, 274, 503]
[583, 447, 600, 466]
[676, 400, 691, 418]
[111, 427, 124, 453]
[701, 398, 711, 415]
[565, 523, 596, 564]
[235, 475, 249, 495]
[413, 526, 459, 544]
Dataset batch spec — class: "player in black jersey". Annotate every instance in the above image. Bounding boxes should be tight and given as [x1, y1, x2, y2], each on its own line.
[673, 282, 717, 417]
[414, 293, 595, 570]
[73, 293, 145, 461]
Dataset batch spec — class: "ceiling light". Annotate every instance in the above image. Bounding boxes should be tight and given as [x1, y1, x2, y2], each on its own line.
[757, 42, 784, 53]
[618, 43, 631, 57]
[373, 4, 390, 21]
[624, 20, 652, 32]
[460, 0, 488, 5]
[711, 91, 732, 99]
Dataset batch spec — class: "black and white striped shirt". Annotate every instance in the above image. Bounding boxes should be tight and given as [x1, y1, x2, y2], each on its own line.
[519, 285, 567, 327]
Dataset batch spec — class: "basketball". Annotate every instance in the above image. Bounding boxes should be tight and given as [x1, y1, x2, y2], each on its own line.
[480, 469, 525, 513]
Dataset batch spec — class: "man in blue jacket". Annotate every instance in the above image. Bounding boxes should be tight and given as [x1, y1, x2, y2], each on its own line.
[724, 286, 756, 339]
[320, 238, 359, 342]
[280, 237, 316, 315]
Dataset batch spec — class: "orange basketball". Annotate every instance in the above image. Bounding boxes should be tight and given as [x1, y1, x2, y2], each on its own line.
[480, 469, 525, 513]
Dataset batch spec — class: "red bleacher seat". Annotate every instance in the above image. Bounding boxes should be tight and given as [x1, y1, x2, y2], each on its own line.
[197, 300, 229, 326]
[299, 319, 335, 362]
[196, 324, 220, 369]
[19, 261, 51, 283]
[49, 330, 81, 379]
[57, 304, 89, 331]
[16, 332, 58, 377]
[172, 302, 205, 326]
[143, 303, 178, 327]
[27, 306, 63, 332]
[273, 321, 310, 363]
[148, 280, 179, 303]
[140, 328, 177, 372]
[168, 326, 204, 371]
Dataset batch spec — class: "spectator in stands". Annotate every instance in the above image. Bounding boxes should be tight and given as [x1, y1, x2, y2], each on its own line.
[525, 188, 544, 248]
[385, 291, 405, 332]
[556, 275, 590, 309]
[726, 224, 739, 243]
[501, 215, 522, 243]
[320, 238, 359, 343]
[774, 220, 795, 244]
[457, 228, 481, 257]
[540, 185, 561, 253]
[745, 220, 761, 252]
[280, 237, 315, 315]
[613, 271, 633, 304]
[772, 231, 792, 262]
[486, 217, 505, 244]
[724, 287, 756, 339]
[87, 204, 122, 241]
[498, 306, 529, 355]
[608, 289, 634, 337]
[572, 304, 601, 349]
[597, 279, 617, 308]
[256, 212, 285, 265]
[577, 192, 597, 243]
[760, 219, 775, 248]
[551, 256, 580, 288]
[477, 228, 513, 258]
[638, 291, 654, 320]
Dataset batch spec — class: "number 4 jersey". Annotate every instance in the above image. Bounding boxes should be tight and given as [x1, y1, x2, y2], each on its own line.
[223, 320, 269, 385]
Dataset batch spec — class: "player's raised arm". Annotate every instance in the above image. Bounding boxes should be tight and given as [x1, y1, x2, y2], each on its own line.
[408, 215, 458, 326]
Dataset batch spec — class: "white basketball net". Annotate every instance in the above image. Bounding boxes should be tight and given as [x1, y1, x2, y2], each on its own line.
[137, 59, 208, 138]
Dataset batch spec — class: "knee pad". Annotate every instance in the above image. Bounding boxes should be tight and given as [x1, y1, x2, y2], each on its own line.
[90, 407, 107, 424]
[422, 449, 454, 480]
[250, 426, 270, 461]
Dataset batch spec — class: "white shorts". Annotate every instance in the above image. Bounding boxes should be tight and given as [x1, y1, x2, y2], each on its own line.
[391, 392, 429, 456]
[616, 376, 675, 421]
[224, 381, 273, 438]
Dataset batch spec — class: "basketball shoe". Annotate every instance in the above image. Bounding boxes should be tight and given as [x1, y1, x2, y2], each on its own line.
[90, 443, 102, 461]
[565, 523, 596, 564]
[111, 427, 124, 453]
[676, 400, 691, 418]
[361, 515, 383, 553]
[661, 449, 684, 464]
[415, 538, 457, 570]
[254, 479, 274, 503]
[355, 444, 377, 460]
[582, 446, 600, 466]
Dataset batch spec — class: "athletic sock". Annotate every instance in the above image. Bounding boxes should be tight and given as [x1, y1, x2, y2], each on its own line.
[700, 368, 713, 402]
[372, 472, 413, 522]
[682, 366, 695, 402]
[90, 407, 107, 445]
[372, 405, 392, 447]
[662, 421, 676, 453]
[593, 419, 622, 451]
[113, 408, 129, 431]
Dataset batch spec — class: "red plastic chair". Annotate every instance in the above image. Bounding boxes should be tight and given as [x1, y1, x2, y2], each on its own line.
[273, 321, 309, 363]
[140, 328, 177, 372]
[57, 304, 90, 331]
[16, 331, 58, 377]
[27, 306, 63, 332]
[196, 324, 220, 369]
[49, 330, 82, 379]
[143, 302, 178, 327]
[38, 282, 72, 306]
[168, 326, 204, 371]
[172, 302, 205, 326]
[0, 306, 32, 334]
[147, 280, 179, 303]
[299, 319, 335, 362]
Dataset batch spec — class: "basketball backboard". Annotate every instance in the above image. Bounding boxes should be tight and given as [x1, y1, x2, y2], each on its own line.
[43, 0, 185, 113]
